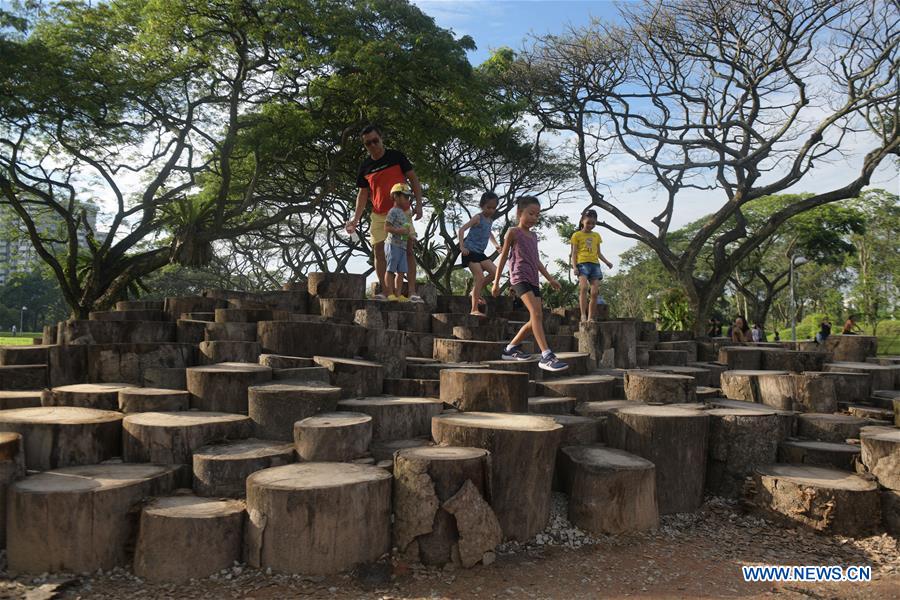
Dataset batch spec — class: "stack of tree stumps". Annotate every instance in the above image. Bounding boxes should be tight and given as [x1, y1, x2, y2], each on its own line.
[0, 272, 897, 580]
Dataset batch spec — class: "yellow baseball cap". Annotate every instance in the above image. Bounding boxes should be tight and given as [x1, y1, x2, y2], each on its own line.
[390, 183, 412, 196]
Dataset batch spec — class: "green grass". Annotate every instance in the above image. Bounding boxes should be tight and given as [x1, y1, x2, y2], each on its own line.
[0, 333, 42, 346]
[772, 318, 900, 356]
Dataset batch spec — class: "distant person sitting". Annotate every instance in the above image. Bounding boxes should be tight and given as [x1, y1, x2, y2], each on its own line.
[816, 318, 832, 344]
[731, 315, 750, 343]
[841, 315, 862, 335]
[773, 330, 781, 342]
[706, 318, 721, 337]
[751, 323, 763, 342]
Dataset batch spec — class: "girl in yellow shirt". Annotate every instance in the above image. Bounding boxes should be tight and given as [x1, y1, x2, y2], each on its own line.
[570, 209, 614, 322]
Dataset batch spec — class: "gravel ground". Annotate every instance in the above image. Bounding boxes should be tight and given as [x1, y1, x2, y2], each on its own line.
[1, 494, 897, 599]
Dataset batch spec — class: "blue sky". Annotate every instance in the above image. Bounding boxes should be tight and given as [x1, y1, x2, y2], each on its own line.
[412, 0, 622, 65]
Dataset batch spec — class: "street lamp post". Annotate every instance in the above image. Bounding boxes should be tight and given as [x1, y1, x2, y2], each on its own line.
[789, 255, 808, 343]
[20, 306, 26, 335]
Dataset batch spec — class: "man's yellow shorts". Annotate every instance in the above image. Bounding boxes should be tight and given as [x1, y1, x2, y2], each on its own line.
[370, 211, 387, 245]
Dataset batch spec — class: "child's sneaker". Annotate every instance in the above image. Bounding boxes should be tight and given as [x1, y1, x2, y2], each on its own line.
[408, 295, 424, 303]
[387, 294, 400, 302]
[396, 295, 410, 303]
[501, 344, 532, 361]
[373, 293, 387, 301]
[539, 352, 569, 372]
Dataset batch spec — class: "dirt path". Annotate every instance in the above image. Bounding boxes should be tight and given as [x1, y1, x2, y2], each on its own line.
[1, 497, 897, 599]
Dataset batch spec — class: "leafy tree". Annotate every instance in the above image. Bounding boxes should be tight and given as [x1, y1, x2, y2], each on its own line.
[505, 0, 899, 333]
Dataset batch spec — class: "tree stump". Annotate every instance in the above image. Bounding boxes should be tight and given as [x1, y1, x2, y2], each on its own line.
[883, 490, 900, 536]
[123, 411, 253, 465]
[117, 387, 190, 414]
[825, 362, 894, 393]
[575, 400, 639, 418]
[42, 383, 132, 411]
[133, 495, 245, 582]
[245, 463, 391, 575]
[624, 371, 697, 404]
[528, 396, 576, 415]
[560, 445, 658, 535]
[204, 321, 258, 342]
[258, 321, 367, 359]
[543, 353, 593, 377]
[313, 356, 384, 399]
[248, 381, 341, 441]
[370, 438, 433, 462]
[481, 358, 541, 382]
[0, 391, 42, 410]
[823, 335, 878, 362]
[778, 439, 861, 471]
[748, 464, 881, 536]
[393, 446, 500, 567]
[717, 347, 763, 370]
[860, 430, 900, 490]
[720, 370, 788, 403]
[535, 374, 617, 404]
[7, 464, 178, 573]
[337, 396, 443, 440]
[705, 408, 780, 498]
[433, 339, 509, 363]
[756, 372, 837, 413]
[647, 349, 689, 367]
[186, 363, 272, 414]
[797, 413, 866, 443]
[648, 365, 712, 387]
[439, 369, 528, 413]
[577, 321, 638, 368]
[848, 405, 894, 421]
[193, 438, 296, 497]
[293, 412, 372, 461]
[383, 378, 441, 398]
[431, 412, 562, 541]
[307, 272, 366, 299]
[199, 341, 262, 364]
[407, 361, 487, 380]
[605, 405, 709, 514]
[709, 398, 798, 441]
[0, 433, 25, 548]
[259, 354, 315, 369]
[0, 407, 123, 471]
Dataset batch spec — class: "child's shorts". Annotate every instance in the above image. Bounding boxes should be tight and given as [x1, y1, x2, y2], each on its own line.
[461, 250, 489, 266]
[386, 243, 408, 273]
[577, 262, 603, 281]
[512, 281, 541, 298]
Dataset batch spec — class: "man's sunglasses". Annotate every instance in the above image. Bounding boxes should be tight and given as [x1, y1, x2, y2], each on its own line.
[364, 138, 382, 147]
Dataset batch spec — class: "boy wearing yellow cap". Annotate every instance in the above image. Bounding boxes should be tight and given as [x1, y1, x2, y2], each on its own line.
[384, 183, 423, 302]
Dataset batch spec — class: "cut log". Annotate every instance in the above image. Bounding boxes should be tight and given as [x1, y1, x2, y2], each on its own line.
[439, 368, 528, 413]
[370, 438, 432, 462]
[528, 396, 576, 415]
[245, 463, 391, 575]
[623, 370, 697, 404]
[688, 361, 728, 387]
[271, 366, 329, 383]
[551, 414, 603, 446]
[705, 408, 780, 498]
[186, 363, 272, 414]
[433, 339, 509, 363]
[760, 349, 829, 372]
[307, 272, 366, 299]
[847, 404, 894, 421]
[383, 378, 440, 398]
[825, 362, 894, 393]
[122, 411, 253, 465]
[778, 439, 861, 471]
[534, 374, 617, 404]
[717, 347, 762, 370]
[883, 490, 900, 536]
[42, 383, 132, 411]
[560, 445, 658, 535]
[257, 321, 367, 359]
[797, 413, 866, 443]
[293, 412, 372, 461]
[720, 370, 788, 403]
[337, 396, 443, 441]
[204, 321, 257, 342]
[431, 412, 562, 542]
[7, 464, 178, 573]
[708, 398, 798, 441]
[481, 358, 541, 382]
[647, 349, 688, 367]
[605, 406, 709, 514]
[748, 464, 881, 536]
[0, 390, 42, 410]
[0, 407, 123, 471]
[756, 372, 837, 413]
[248, 380, 341, 441]
[823, 335, 878, 363]
[542, 353, 592, 378]
[577, 321, 638, 369]
[193, 438, 296, 497]
[142, 367, 187, 390]
[199, 340, 262, 364]
[860, 430, 900, 490]
[647, 366, 712, 387]
[0, 432, 25, 548]
[133, 495, 245, 582]
[407, 361, 487, 380]
[259, 354, 315, 369]
[575, 400, 640, 418]
[393, 446, 499, 567]
[117, 387, 190, 414]
[313, 356, 384, 399]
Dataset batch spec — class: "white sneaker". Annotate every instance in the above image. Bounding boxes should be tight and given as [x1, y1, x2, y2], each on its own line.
[373, 293, 387, 301]
[409, 295, 424, 303]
